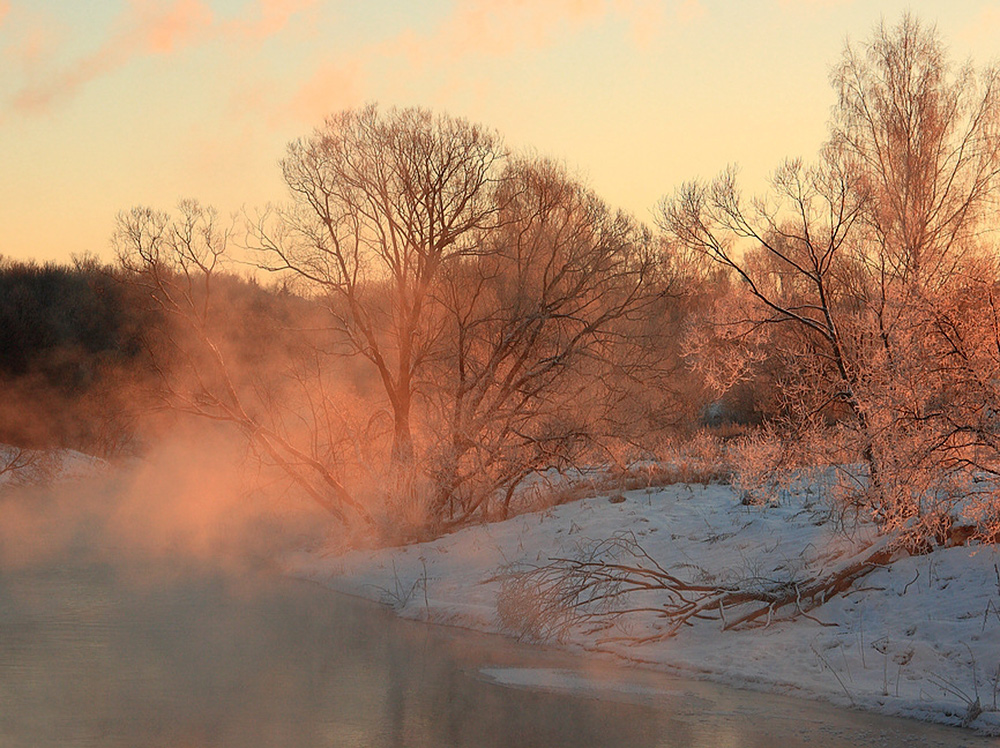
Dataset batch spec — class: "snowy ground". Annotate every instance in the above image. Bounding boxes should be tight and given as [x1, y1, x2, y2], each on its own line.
[0, 445, 106, 488]
[289, 481, 1000, 735]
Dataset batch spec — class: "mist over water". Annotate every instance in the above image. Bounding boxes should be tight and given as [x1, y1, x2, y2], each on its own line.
[0, 429, 989, 747]
[1, 426, 328, 571]
[0, 432, 674, 747]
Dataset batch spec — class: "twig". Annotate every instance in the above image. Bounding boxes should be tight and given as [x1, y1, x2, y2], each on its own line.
[811, 640, 855, 706]
[901, 569, 920, 595]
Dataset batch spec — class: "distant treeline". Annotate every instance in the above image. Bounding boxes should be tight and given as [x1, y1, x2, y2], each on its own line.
[0, 257, 156, 453]
[0, 251, 756, 459]
[0, 256, 353, 456]
[0, 258, 146, 384]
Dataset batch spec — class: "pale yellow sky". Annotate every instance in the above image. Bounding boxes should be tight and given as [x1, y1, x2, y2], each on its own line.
[1, 1, 998, 263]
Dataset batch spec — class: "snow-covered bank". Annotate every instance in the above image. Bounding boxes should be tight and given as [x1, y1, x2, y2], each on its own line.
[288, 482, 1000, 735]
[0, 445, 106, 488]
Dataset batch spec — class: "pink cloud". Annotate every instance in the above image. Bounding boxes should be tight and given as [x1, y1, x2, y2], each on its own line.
[776, 0, 855, 6]
[8, 27, 56, 70]
[135, 0, 214, 54]
[221, 0, 317, 41]
[8, 0, 314, 115]
[2, 8, 65, 79]
[370, 0, 702, 71]
[284, 0, 612, 126]
[11, 0, 214, 113]
[389, 0, 607, 66]
[287, 0, 701, 126]
[673, 0, 705, 24]
[0, 1, 9, 26]
[612, 0, 704, 47]
[290, 59, 363, 125]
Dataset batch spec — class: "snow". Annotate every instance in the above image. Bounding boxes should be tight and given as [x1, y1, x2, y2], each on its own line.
[479, 666, 683, 698]
[288, 481, 1000, 735]
[0, 444, 106, 488]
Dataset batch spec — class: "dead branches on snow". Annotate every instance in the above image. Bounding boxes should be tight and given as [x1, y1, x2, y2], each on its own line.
[496, 531, 893, 643]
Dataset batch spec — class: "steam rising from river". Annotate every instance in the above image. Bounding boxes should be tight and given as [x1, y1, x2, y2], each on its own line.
[0, 423, 338, 577]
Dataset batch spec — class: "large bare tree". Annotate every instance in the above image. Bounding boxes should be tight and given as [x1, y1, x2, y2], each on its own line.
[830, 13, 1000, 290]
[426, 159, 663, 526]
[253, 105, 507, 467]
[114, 110, 686, 539]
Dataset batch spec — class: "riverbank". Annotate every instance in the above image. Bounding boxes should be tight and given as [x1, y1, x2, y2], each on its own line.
[288, 481, 1000, 736]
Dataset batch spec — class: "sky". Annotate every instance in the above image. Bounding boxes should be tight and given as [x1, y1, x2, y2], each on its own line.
[1, 0, 999, 264]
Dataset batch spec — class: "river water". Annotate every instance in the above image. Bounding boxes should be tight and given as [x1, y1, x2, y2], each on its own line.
[0, 471, 992, 747]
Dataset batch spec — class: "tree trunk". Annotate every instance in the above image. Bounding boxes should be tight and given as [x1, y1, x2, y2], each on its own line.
[391, 403, 414, 465]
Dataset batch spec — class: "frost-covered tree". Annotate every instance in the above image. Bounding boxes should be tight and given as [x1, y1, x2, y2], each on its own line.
[659, 14, 1000, 548]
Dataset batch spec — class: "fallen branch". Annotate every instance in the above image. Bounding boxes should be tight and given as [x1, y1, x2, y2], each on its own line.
[496, 531, 895, 642]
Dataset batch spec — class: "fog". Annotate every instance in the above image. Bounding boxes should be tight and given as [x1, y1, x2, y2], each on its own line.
[0, 431, 689, 748]
[3, 439, 985, 746]
[0, 427, 338, 574]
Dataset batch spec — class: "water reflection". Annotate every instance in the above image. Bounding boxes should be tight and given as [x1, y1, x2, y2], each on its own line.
[0, 555, 669, 747]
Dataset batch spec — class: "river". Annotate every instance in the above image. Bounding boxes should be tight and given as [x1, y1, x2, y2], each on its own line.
[0, 470, 992, 747]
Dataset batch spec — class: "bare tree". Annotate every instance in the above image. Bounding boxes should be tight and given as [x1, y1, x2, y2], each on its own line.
[660, 159, 872, 455]
[825, 14, 1000, 543]
[830, 12, 1000, 290]
[497, 531, 897, 643]
[659, 14, 1000, 549]
[253, 105, 507, 467]
[114, 201, 373, 529]
[114, 112, 685, 539]
[0, 445, 54, 488]
[252, 106, 682, 532]
[426, 159, 664, 525]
